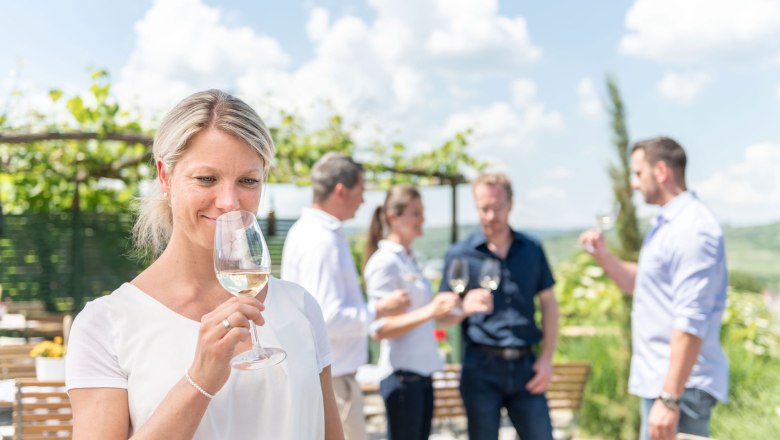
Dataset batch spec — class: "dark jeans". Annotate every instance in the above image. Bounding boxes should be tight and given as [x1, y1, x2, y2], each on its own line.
[460, 345, 553, 440]
[640, 388, 718, 440]
[379, 370, 434, 440]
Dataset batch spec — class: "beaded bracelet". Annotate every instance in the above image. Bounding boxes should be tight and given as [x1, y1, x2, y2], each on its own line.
[185, 370, 215, 399]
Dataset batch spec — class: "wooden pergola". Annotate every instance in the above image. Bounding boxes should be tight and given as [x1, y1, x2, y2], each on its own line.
[0, 131, 468, 243]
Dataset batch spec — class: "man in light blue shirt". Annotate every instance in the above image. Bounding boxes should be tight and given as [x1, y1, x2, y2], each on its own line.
[580, 137, 728, 440]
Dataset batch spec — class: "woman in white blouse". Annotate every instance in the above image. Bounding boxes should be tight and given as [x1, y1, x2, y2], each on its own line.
[362, 184, 462, 440]
[65, 90, 343, 440]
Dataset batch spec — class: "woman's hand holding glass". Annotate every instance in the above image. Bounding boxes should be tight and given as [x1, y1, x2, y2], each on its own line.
[427, 292, 461, 320]
[214, 210, 286, 370]
[188, 296, 266, 396]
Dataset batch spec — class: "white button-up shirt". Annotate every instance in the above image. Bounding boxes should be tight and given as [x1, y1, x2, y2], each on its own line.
[364, 240, 444, 379]
[281, 208, 374, 377]
[631, 191, 729, 402]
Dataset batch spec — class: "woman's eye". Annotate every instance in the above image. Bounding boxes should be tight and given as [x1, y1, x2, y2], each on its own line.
[240, 178, 260, 186]
[195, 176, 216, 183]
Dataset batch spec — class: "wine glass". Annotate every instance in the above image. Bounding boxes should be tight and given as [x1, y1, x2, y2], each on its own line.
[447, 257, 469, 295]
[214, 210, 286, 370]
[595, 211, 616, 232]
[479, 259, 501, 293]
[583, 209, 617, 253]
[446, 257, 469, 316]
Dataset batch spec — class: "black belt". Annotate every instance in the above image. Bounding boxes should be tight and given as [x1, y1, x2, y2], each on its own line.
[392, 370, 431, 382]
[472, 344, 532, 360]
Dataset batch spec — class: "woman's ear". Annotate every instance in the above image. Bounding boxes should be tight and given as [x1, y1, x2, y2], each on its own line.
[157, 159, 171, 195]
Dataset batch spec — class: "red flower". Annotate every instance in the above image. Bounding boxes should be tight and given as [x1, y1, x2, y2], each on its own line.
[433, 328, 447, 342]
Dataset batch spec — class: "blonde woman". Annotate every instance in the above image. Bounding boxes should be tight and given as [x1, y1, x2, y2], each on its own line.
[65, 90, 343, 440]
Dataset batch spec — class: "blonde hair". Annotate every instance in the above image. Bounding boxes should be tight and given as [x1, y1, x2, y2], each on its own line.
[363, 184, 421, 269]
[132, 89, 275, 261]
[472, 172, 513, 201]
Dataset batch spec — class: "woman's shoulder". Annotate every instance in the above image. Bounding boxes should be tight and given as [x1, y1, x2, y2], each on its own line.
[364, 247, 400, 274]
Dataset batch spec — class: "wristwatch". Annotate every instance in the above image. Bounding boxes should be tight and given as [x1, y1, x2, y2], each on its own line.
[657, 392, 681, 410]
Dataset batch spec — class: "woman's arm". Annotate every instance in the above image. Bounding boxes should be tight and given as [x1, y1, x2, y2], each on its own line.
[70, 388, 130, 439]
[372, 292, 459, 340]
[69, 296, 262, 439]
[70, 380, 212, 440]
[319, 366, 345, 440]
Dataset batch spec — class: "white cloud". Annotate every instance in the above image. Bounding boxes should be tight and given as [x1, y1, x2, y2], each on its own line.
[577, 78, 603, 120]
[776, 84, 780, 101]
[115, 0, 291, 116]
[511, 78, 537, 107]
[306, 7, 330, 42]
[116, 0, 544, 143]
[440, 101, 563, 155]
[695, 142, 780, 224]
[423, 0, 541, 69]
[620, 0, 780, 64]
[657, 72, 712, 104]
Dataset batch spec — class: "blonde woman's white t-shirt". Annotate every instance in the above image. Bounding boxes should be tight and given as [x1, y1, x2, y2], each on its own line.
[66, 278, 331, 440]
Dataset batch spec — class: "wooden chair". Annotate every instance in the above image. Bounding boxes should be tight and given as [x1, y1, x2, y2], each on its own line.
[430, 362, 591, 439]
[13, 379, 72, 439]
[547, 362, 591, 440]
[0, 345, 37, 381]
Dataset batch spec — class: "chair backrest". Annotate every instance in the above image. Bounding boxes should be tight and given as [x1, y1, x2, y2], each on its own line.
[432, 364, 464, 419]
[14, 379, 72, 440]
[0, 344, 37, 380]
[431, 361, 591, 419]
[547, 361, 591, 410]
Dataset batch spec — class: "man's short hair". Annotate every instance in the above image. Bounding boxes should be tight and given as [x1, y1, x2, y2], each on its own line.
[631, 136, 687, 181]
[311, 153, 364, 203]
[472, 172, 513, 201]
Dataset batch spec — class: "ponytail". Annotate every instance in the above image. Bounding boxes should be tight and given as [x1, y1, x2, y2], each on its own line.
[363, 205, 385, 270]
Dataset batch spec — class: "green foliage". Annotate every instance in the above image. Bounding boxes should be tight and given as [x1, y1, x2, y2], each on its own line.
[0, 71, 151, 215]
[269, 112, 486, 188]
[728, 270, 766, 294]
[605, 75, 641, 261]
[555, 251, 626, 327]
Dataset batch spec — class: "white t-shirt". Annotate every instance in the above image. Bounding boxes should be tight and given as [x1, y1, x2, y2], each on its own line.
[365, 240, 444, 378]
[66, 278, 331, 439]
[281, 208, 374, 377]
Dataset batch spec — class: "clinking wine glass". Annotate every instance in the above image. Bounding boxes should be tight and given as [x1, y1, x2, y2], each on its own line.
[479, 259, 501, 293]
[214, 210, 286, 370]
[447, 257, 469, 316]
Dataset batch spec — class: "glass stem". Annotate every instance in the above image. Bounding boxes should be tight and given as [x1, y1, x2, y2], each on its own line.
[248, 321, 264, 357]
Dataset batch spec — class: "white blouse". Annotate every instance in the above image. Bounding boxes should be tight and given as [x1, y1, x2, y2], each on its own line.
[364, 240, 444, 379]
[66, 278, 331, 439]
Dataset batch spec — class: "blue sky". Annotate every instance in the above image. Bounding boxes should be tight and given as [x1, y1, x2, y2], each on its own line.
[2, 0, 779, 229]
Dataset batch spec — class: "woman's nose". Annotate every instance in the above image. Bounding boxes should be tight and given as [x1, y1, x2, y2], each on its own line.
[215, 184, 241, 211]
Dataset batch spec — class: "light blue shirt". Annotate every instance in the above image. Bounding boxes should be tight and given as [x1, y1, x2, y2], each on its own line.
[365, 240, 444, 378]
[630, 191, 729, 402]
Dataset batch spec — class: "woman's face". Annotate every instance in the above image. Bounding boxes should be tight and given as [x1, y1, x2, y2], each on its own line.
[159, 127, 265, 252]
[389, 197, 424, 243]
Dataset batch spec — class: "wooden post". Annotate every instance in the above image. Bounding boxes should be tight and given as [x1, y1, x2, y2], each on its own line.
[450, 180, 458, 244]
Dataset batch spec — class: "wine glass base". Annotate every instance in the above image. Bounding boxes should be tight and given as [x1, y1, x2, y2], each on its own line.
[231, 347, 287, 370]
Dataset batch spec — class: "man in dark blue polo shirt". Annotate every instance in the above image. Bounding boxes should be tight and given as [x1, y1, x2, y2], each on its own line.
[440, 172, 559, 440]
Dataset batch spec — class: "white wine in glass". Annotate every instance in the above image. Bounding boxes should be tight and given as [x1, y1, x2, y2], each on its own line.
[447, 257, 469, 295]
[214, 210, 286, 370]
[595, 212, 616, 232]
[447, 257, 469, 317]
[479, 259, 501, 292]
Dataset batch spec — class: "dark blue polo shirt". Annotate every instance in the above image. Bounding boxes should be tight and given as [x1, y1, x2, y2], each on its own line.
[439, 228, 555, 348]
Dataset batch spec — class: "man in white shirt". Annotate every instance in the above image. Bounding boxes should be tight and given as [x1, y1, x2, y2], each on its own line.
[282, 153, 410, 440]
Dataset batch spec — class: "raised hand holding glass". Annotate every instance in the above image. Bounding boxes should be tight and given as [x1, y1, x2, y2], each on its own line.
[214, 210, 286, 370]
